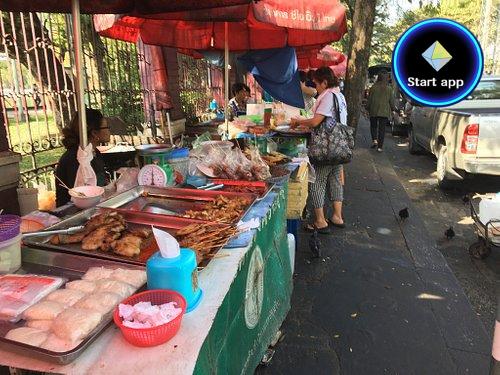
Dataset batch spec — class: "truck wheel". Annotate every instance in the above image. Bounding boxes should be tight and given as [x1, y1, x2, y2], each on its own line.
[436, 145, 454, 189]
[408, 127, 423, 155]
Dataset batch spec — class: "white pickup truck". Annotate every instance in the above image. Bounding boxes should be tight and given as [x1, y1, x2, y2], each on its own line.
[408, 76, 500, 188]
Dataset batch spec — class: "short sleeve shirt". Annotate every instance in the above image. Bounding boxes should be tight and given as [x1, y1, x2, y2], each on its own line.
[312, 88, 348, 125]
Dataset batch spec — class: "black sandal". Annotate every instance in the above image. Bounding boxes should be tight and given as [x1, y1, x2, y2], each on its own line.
[304, 224, 331, 234]
[328, 219, 346, 229]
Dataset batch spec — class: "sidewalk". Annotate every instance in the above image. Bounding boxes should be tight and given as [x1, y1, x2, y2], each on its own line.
[257, 119, 491, 374]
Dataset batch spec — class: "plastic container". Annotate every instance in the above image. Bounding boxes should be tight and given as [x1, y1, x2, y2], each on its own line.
[113, 290, 186, 347]
[17, 188, 38, 216]
[0, 214, 22, 273]
[167, 157, 190, 186]
[479, 193, 500, 225]
[0, 233, 22, 273]
[146, 249, 202, 313]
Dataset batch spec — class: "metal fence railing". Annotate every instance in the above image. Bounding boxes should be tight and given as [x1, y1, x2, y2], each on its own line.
[0, 11, 151, 189]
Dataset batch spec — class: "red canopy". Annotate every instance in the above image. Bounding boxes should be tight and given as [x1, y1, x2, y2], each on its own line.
[296, 45, 346, 70]
[94, 1, 347, 51]
[0, 0, 253, 15]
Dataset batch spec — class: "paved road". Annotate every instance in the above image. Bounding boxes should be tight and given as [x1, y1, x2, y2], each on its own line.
[384, 130, 500, 333]
[257, 121, 491, 374]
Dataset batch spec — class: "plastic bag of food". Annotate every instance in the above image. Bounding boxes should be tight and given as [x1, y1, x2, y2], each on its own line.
[0, 274, 65, 322]
[65, 280, 97, 294]
[23, 300, 65, 320]
[45, 289, 86, 307]
[26, 319, 54, 331]
[52, 308, 102, 342]
[41, 333, 81, 352]
[110, 268, 147, 288]
[95, 279, 134, 299]
[75, 292, 121, 314]
[115, 168, 140, 194]
[82, 267, 114, 281]
[246, 146, 271, 181]
[5, 327, 49, 347]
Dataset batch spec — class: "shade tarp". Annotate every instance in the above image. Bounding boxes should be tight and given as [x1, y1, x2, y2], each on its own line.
[238, 47, 304, 109]
[94, 1, 347, 51]
[0, 0, 252, 14]
[296, 45, 346, 70]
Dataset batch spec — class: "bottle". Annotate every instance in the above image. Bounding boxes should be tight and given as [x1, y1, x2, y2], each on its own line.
[209, 98, 218, 111]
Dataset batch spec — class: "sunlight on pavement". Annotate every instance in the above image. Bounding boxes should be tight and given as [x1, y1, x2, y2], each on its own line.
[457, 216, 474, 225]
[417, 293, 444, 300]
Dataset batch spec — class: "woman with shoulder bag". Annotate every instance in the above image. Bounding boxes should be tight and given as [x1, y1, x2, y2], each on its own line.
[291, 67, 350, 234]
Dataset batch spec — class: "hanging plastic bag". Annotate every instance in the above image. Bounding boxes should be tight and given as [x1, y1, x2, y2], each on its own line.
[74, 144, 96, 187]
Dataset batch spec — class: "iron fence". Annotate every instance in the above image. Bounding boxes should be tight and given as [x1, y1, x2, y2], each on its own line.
[177, 53, 223, 124]
[0, 11, 152, 189]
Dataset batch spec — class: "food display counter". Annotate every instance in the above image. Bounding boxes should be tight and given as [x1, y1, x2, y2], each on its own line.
[0, 187, 293, 374]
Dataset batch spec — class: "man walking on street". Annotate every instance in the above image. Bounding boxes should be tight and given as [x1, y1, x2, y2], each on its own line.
[366, 71, 393, 152]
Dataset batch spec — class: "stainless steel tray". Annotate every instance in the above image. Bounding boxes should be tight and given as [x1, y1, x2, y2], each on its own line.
[22, 207, 209, 266]
[98, 186, 258, 224]
[22, 207, 234, 268]
[0, 247, 145, 364]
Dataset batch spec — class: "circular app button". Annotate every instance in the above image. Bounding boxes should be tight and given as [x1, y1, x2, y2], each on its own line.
[392, 18, 483, 107]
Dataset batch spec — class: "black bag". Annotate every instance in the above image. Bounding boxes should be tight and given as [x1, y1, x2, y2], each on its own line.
[308, 93, 355, 165]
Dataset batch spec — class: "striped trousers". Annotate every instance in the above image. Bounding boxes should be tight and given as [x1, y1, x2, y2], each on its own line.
[308, 164, 344, 209]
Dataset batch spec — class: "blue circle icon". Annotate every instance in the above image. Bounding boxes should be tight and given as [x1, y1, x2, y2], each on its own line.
[392, 18, 483, 107]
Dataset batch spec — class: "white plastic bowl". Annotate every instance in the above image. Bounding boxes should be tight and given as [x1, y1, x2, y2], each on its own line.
[70, 186, 104, 209]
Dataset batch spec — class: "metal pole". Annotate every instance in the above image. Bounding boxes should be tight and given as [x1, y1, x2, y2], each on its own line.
[224, 22, 229, 135]
[71, 0, 87, 149]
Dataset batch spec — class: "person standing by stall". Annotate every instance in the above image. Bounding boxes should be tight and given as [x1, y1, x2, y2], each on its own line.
[299, 70, 317, 114]
[228, 83, 251, 120]
[366, 71, 393, 152]
[55, 108, 110, 206]
[291, 67, 346, 233]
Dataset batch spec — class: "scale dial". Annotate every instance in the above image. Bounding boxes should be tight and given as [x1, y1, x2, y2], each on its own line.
[138, 164, 168, 187]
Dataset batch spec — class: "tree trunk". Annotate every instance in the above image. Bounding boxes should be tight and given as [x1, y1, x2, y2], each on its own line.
[2, 12, 75, 130]
[344, 0, 377, 130]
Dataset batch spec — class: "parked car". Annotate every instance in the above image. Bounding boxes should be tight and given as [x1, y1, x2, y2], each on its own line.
[408, 76, 500, 188]
[391, 89, 412, 136]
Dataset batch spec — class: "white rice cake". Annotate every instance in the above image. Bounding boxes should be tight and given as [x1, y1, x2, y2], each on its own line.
[52, 308, 102, 342]
[110, 268, 147, 288]
[5, 327, 49, 347]
[75, 292, 121, 314]
[26, 319, 54, 331]
[82, 267, 114, 281]
[65, 280, 97, 294]
[45, 289, 86, 307]
[96, 279, 134, 299]
[40, 334, 81, 353]
[23, 300, 65, 320]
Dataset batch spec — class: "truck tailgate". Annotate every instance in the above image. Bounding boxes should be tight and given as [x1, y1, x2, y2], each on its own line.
[477, 116, 500, 158]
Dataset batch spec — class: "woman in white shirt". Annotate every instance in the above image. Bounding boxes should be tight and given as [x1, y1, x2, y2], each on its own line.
[291, 67, 347, 234]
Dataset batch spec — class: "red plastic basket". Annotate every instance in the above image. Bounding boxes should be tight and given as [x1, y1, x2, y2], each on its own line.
[113, 290, 186, 347]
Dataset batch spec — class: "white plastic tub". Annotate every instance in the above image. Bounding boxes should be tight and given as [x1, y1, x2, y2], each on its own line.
[0, 233, 22, 273]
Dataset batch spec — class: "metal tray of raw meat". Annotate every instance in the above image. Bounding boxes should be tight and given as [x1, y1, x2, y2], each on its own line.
[208, 179, 275, 201]
[97, 186, 257, 224]
[0, 247, 144, 364]
[22, 207, 236, 268]
[22, 207, 211, 266]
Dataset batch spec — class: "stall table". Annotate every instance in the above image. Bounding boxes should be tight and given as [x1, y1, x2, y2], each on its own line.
[0, 187, 293, 375]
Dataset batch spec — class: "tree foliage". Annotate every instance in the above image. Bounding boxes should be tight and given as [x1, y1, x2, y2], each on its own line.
[369, 0, 483, 64]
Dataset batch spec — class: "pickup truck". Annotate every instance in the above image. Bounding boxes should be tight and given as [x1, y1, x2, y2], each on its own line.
[408, 76, 500, 188]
